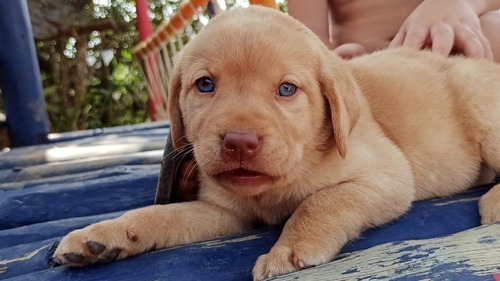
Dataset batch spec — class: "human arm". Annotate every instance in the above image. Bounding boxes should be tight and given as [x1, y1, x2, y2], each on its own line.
[287, 0, 332, 48]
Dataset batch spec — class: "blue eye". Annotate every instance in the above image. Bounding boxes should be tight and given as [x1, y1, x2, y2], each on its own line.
[278, 82, 297, 97]
[196, 77, 215, 93]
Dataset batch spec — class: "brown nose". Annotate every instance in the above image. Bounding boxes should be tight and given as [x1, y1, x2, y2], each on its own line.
[221, 129, 259, 163]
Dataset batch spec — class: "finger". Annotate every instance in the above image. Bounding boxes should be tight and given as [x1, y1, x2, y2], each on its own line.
[429, 23, 454, 56]
[402, 27, 429, 50]
[389, 29, 405, 48]
[454, 27, 484, 59]
[478, 33, 493, 60]
[333, 43, 367, 59]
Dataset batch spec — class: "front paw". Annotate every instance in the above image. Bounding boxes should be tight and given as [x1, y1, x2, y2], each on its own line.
[53, 220, 142, 267]
[253, 246, 298, 281]
[252, 243, 330, 280]
[479, 184, 500, 224]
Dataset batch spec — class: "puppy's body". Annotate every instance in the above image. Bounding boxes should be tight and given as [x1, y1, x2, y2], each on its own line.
[351, 51, 500, 199]
[54, 6, 500, 280]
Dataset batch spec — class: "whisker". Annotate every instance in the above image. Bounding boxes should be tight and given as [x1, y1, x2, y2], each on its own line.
[162, 146, 181, 161]
[182, 160, 199, 188]
[171, 145, 196, 180]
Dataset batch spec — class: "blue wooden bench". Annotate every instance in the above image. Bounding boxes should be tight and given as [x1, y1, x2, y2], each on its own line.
[1, 122, 499, 281]
[0, 2, 498, 280]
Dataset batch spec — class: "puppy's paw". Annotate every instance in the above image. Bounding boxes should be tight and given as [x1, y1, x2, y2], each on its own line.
[252, 243, 331, 280]
[53, 220, 143, 267]
[253, 246, 297, 280]
[479, 184, 500, 224]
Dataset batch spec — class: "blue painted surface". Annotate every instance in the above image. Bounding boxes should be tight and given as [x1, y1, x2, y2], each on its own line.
[0, 0, 49, 147]
[1, 1, 495, 279]
[0, 212, 124, 248]
[0, 122, 498, 281]
[342, 186, 486, 253]
[0, 168, 158, 229]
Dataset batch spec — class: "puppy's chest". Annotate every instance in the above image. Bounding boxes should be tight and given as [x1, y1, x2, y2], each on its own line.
[249, 180, 330, 225]
[250, 195, 304, 225]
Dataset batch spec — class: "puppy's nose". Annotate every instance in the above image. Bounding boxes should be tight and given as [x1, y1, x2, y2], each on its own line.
[221, 130, 259, 163]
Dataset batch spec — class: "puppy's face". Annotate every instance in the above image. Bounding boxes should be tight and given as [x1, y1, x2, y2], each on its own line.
[169, 7, 360, 197]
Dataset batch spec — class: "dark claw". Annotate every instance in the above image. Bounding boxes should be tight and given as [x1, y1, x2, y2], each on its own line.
[50, 256, 62, 267]
[64, 253, 85, 264]
[87, 241, 106, 255]
[99, 248, 121, 263]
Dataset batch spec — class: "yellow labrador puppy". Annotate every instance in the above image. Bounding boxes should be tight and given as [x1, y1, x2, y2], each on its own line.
[54, 6, 500, 280]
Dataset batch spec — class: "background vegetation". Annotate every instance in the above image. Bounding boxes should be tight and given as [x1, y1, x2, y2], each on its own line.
[0, 0, 286, 133]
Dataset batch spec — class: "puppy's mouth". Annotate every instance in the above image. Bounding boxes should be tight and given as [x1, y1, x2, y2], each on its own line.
[216, 168, 273, 188]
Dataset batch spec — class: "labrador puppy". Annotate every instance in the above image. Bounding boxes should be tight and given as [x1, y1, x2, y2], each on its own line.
[54, 6, 500, 280]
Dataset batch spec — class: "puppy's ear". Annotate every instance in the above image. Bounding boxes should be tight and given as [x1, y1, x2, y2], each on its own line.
[319, 52, 361, 159]
[167, 61, 188, 151]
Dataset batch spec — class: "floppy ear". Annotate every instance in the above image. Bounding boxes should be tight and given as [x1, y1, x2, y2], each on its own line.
[167, 61, 188, 151]
[319, 52, 361, 159]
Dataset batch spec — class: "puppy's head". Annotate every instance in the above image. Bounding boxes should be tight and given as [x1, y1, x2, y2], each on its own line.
[168, 6, 360, 196]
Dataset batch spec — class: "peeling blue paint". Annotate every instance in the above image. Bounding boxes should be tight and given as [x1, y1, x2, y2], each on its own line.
[478, 236, 497, 244]
[342, 267, 359, 274]
[1, 122, 499, 281]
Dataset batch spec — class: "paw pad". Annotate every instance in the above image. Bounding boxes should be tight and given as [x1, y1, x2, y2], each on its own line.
[98, 248, 122, 263]
[87, 241, 106, 255]
[63, 253, 85, 264]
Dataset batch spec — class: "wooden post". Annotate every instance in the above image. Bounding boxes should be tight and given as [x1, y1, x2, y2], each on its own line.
[135, 0, 154, 42]
[135, 0, 165, 121]
[0, 0, 50, 147]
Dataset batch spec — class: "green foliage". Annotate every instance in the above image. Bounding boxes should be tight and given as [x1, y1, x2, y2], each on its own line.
[35, 0, 171, 132]
[2, 0, 288, 133]
[83, 49, 149, 129]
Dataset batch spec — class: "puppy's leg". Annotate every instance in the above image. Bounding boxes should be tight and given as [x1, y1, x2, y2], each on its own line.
[53, 201, 249, 266]
[477, 85, 500, 224]
[478, 129, 500, 224]
[252, 177, 414, 280]
[479, 183, 500, 224]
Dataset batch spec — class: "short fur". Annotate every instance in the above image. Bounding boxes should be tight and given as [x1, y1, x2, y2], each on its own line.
[54, 6, 500, 280]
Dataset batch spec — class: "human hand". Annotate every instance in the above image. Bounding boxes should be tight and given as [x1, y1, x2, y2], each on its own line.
[389, 0, 493, 60]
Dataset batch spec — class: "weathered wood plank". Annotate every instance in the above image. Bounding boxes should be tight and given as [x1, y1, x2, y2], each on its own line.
[0, 165, 158, 229]
[45, 121, 170, 144]
[343, 186, 486, 252]
[0, 137, 166, 170]
[0, 213, 125, 279]
[2, 125, 168, 155]
[0, 121, 497, 281]
[274, 223, 500, 281]
[0, 228, 279, 280]
[3, 224, 498, 281]
[0, 164, 160, 190]
[0, 211, 124, 248]
[0, 151, 163, 187]
[0, 187, 491, 280]
[0, 238, 62, 279]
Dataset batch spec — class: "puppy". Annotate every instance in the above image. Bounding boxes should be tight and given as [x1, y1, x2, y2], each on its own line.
[54, 6, 500, 280]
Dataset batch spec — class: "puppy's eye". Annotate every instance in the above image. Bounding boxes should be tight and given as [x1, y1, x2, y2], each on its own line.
[196, 77, 215, 93]
[278, 82, 297, 97]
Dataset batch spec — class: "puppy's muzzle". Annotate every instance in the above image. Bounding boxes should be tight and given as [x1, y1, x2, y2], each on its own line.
[221, 129, 260, 164]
